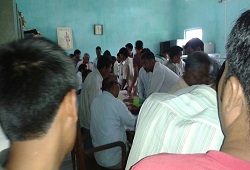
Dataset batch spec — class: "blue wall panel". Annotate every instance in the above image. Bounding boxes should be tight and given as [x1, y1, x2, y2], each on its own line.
[17, 0, 174, 60]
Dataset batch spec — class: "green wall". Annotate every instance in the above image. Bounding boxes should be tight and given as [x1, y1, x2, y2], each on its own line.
[174, 0, 250, 58]
[16, 0, 174, 60]
[16, 0, 250, 60]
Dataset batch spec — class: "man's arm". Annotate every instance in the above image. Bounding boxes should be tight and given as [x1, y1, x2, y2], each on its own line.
[118, 101, 137, 129]
[137, 69, 144, 98]
[122, 63, 128, 90]
[128, 65, 138, 94]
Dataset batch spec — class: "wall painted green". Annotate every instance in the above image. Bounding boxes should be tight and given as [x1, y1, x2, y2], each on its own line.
[16, 0, 250, 60]
[16, 0, 174, 60]
[174, 0, 250, 58]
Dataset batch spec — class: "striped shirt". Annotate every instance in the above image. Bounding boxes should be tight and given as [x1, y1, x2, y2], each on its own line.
[126, 85, 224, 170]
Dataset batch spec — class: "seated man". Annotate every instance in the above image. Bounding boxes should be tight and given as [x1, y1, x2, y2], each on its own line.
[0, 38, 78, 169]
[126, 80, 224, 169]
[138, 49, 179, 99]
[184, 38, 220, 79]
[168, 51, 212, 94]
[165, 46, 184, 76]
[78, 55, 112, 131]
[131, 10, 250, 170]
[90, 74, 137, 169]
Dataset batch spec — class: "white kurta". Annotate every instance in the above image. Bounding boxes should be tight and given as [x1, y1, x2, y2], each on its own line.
[167, 76, 189, 94]
[122, 57, 134, 88]
[138, 62, 179, 98]
[76, 71, 82, 90]
[126, 85, 224, 170]
[90, 91, 136, 167]
[78, 69, 103, 129]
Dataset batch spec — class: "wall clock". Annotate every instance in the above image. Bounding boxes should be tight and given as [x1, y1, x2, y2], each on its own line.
[94, 24, 103, 35]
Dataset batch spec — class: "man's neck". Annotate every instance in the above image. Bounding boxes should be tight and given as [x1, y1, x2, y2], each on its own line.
[220, 108, 250, 161]
[6, 139, 65, 170]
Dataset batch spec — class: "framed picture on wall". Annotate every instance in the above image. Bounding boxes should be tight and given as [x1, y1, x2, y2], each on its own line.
[57, 27, 73, 50]
[94, 24, 103, 35]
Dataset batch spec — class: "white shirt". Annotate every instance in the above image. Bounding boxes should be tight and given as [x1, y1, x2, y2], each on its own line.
[118, 61, 124, 86]
[0, 126, 9, 152]
[93, 57, 98, 68]
[125, 85, 224, 170]
[138, 62, 179, 98]
[165, 61, 183, 76]
[76, 61, 93, 72]
[90, 91, 136, 167]
[123, 57, 134, 88]
[113, 61, 119, 76]
[76, 71, 82, 91]
[167, 76, 188, 94]
[155, 55, 167, 64]
[78, 68, 103, 129]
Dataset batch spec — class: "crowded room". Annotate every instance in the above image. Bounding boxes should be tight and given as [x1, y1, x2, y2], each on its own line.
[0, 0, 250, 170]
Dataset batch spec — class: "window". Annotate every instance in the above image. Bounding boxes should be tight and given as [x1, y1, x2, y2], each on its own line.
[184, 28, 202, 41]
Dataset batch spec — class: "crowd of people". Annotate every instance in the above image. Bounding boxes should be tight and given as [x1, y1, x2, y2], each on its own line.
[0, 10, 249, 170]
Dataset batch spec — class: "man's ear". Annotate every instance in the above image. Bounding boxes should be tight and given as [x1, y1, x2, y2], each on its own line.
[222, 76, 244, 123]
[63, 89, 78, 122]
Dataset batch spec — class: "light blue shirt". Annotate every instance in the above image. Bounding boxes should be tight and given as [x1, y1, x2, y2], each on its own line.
[90, 91, 137, 167]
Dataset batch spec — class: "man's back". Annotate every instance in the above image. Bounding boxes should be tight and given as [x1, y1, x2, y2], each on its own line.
[126, 85, 224, 169]
[90, 91, 136, 167]
[78, 69, 103, 129]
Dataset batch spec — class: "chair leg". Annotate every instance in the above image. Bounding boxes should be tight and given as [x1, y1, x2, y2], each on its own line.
[71, 148, 76, 170]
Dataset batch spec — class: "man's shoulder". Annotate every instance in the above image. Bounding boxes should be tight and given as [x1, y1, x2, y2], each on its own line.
[131, 151, 226, 170]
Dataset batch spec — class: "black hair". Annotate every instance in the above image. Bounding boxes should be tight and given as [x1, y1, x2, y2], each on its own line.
[169, 46, 183, 59]
[103, 50, 111, 58]
[0, 38, 77, 141]
[125, 43, 133, 50]
[135, 40, 143, 50]
[96, 46, 101, 51]
[78, 64, 87, 72]
[74, 49, 81, 55]
[184, 38, 204, 51]
[83, 53, 90, 58]
[225, 10, 250, 108]
[185, 51, 211, 71]
[119, 47, 129, 59]
[101, 73, 117, 91]
[97, 55, 112, 70]
[69, 54, 74, 58]
[215, 62, 225, 91]
[141, 49, 155, 60]
[141, 48, 151, 56]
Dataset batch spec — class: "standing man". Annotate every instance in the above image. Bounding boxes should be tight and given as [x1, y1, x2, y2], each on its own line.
[73, 49, 81, 66]
[93, 46, 102, 68]
[78, 55, 112, 134]
[128, 40, 143, 95]
[90, 74, 136, 169]
[119, 47, 134, 90]
[165, 46, 184, 76]
[125, 43, 134, 58]
[0, 38, 78, 169]
[131, 10, 250, 170]
[76, 53, 93, 71]
[138, 49, 179, 99]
